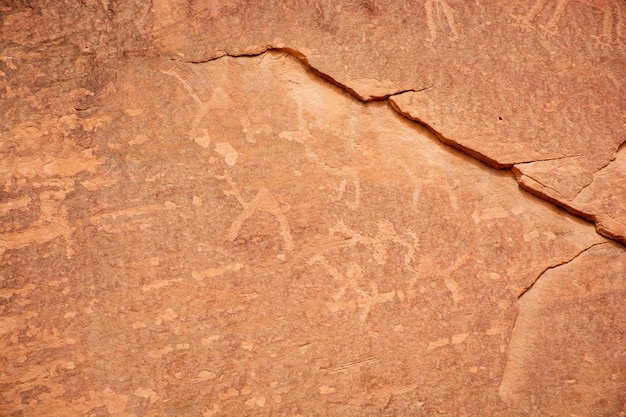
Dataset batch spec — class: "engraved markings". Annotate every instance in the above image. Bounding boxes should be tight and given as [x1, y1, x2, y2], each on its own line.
[161, 68, 213, 148]
[216, 171, 294, 251]
[514, 0, 624, 46]
[89, 201, 177, 234]
[425, 0, 459, 43]
[330, 219, 420, 266]
[192, 262, 244, 281]
[279, 131, 362, 210]
[0, 146, 103, 258]
[0, 184, 77, 258]
[308, 219, 420, 319]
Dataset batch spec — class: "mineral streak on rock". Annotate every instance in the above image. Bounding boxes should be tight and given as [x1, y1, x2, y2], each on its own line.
[1, 1, 625, 416]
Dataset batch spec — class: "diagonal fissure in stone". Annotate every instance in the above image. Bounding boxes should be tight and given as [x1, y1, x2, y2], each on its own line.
[189, 46, 625, 247]
[515, 241, 609, 300]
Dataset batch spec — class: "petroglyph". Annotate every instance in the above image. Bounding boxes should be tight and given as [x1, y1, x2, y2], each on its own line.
[192, 262, 245, 281]
[314, 157, 361, 209]
[242, 120, 274, 144]
[279, 129, 362, 209]
[216, 170, 294, 251]
[1, 149, 102, 181]
[471, 206, 511, 224]
[278, 91, 362, 210]
[0, 210, 74, 258]
[393, 157, 422, 207]
[425, 0, 459, 43]
[308, 255, 395, 320]
[2, 10, 624, 414]
[329, 219, 419, 265]
[305, 219, 420, 319]
[89, 201, 178, 234]
[308, 225, 409, 320]
[353, 281, 396, 320]
[307, 254, 362, 302]
[513, 0, 624, 45]
[0, 180, 76, 258]
[161, 67, 213, 147]
[0, 141, 104, 259]
[406, 254, 471, 303]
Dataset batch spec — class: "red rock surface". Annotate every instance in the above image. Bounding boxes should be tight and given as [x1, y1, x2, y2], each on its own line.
[513, 143, 626, 244]
[1, 2, 625, 416]
[144, 0, 626, 242]
[500, 242, 626, 416]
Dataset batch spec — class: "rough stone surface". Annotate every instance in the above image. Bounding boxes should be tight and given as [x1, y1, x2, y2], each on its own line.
[513, 143, 626, 244]
[500, 242, 626, 416]
[140, 0, 626, 242]
[1, 2, 625, 416]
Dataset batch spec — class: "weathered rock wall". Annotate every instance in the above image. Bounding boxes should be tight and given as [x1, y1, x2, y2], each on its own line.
[1, 2, 624, 416]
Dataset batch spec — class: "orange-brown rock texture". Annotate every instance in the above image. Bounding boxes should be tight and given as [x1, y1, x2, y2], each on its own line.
[1, 2, 625, 417]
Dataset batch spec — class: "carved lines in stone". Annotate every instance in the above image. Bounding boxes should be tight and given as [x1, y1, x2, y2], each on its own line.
[309, 219, 419, 320]
[305, 149, 361, 210]
[308, 254, 396, 321]
[278, 131, 362, 210]
[160, 68, 213, 147]
[514, 0, 624, 46]
[0, 181, 75, 259]
[216, 170, 294, 252]
[406, 253, 471, 305]
[425, 0, 459, 43]
[329, 219, 419, 266]
[278, 94, 362, 210]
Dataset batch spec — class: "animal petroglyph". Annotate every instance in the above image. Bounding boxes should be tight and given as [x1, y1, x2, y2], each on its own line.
[160, 68, 213, 147]
[307, 255, 395, 320]
[216, 170, 294, 251]
[306, 220, 418, 319]
[406, 254, 471, 304]
[329, 219, 420, 266]
[279, 130, 362, 210]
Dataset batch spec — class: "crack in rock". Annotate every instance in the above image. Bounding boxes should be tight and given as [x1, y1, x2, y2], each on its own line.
[169, 45, 626, 247]
[516, 241, 608, 300]
[500, 241, 625, 414]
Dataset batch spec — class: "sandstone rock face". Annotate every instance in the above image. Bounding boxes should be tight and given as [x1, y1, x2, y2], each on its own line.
[1, 2, 625, 417]
[142, 0, 626, 243]
[500, 242, 626, 416]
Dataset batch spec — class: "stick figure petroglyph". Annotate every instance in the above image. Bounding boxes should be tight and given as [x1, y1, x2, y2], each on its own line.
[306, 149, 361, 210]
[513, 0, 624, 46]
[425, 0, 459, 43]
